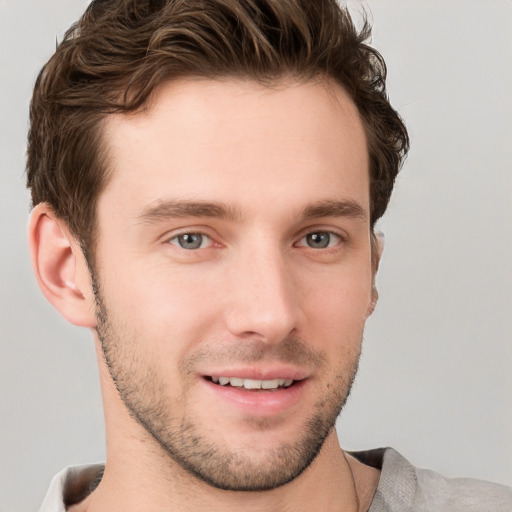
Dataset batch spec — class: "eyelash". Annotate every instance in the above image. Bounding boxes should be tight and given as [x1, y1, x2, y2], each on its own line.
[295, 231, 343, 250]
[167, 229, 345, 251]
[168, 232, 213, 250]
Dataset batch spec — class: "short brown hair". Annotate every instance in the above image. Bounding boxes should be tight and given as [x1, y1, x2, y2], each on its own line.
[26, 0, 409, 257]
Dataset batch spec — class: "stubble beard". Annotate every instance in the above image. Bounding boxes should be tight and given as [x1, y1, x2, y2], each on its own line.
[92, 276, 361, 492]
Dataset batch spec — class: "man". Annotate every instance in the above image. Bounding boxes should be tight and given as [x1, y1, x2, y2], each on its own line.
[24, 0, 511, 511]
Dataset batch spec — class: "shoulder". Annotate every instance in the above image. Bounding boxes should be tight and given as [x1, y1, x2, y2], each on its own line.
[351, 448, 512, 512]
[414, 464, 512, 512]
[39, 463, 104, 512]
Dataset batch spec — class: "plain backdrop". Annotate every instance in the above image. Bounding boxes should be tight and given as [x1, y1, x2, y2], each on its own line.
[1, 1, 511, 510]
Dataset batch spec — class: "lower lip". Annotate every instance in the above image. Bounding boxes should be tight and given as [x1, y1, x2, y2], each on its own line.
[201, 378, 307, 417]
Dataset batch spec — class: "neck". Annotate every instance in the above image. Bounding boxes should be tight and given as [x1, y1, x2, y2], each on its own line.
[77, 432, 367, 512]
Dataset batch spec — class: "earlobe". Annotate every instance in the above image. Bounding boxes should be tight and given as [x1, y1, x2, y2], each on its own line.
[367, 231, 385, 317]
[28, 203, 96, 328]
[366, 287, 378, 317]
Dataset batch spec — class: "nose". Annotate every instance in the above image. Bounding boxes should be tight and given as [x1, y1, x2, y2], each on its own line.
[223, 244, 303, 344]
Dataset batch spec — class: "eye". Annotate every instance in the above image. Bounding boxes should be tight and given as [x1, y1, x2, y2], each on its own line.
[297, 231, 341, 249]
[169, 233, 212, 250]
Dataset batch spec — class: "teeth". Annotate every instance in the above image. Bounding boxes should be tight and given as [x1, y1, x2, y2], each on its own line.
[261, 379, 279, 389]
[211, 376, 295, 389]
[244, 378, 262, 389]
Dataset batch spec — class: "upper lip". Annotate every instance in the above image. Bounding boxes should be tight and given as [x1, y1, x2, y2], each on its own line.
[200, 366, 309, 381]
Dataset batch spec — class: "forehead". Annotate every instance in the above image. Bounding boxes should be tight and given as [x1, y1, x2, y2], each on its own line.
[100, 78, 369, 220]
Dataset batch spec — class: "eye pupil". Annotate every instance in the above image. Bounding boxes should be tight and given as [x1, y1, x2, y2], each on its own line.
[306, 232, 330, 249]
[178, 233, 203, 249]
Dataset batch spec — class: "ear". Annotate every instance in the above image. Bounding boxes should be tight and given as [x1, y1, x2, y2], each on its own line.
[367, 231, 385, 317]
[28, 203, 96, 328]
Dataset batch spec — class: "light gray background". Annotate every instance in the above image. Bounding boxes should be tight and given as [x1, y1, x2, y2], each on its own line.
[1, 1, 511, 510]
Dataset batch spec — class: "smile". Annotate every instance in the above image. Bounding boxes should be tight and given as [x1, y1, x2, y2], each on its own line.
[209, 376, 295, 390]
[202, 373, 307, 416]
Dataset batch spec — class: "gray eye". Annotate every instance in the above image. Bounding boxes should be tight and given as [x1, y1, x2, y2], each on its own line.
[174, 233, 205, 250]
[305, 232, 332, 249]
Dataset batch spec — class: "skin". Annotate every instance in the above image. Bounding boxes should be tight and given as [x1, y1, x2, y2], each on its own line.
[29, 78, 381, 511]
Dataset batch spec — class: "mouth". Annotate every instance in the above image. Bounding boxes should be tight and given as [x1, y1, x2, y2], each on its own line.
[205, 376, 297, 391]
[201, 372, 308, 416]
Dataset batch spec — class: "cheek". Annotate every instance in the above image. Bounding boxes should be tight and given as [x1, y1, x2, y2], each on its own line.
[100, 260, 224, 350]
[299, 264, 372, 340]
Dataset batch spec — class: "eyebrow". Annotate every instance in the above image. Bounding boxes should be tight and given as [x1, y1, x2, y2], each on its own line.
[137, 198, 367, 224]
[137, 200, 243, 224]
[300, 199, 367, 222]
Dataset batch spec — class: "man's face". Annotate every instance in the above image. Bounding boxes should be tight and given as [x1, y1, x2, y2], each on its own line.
[93, 79, 373, 490]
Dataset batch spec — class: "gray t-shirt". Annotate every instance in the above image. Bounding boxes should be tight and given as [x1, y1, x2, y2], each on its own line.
[39, 448, 512, 511]
[352, 448, 512, 511]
